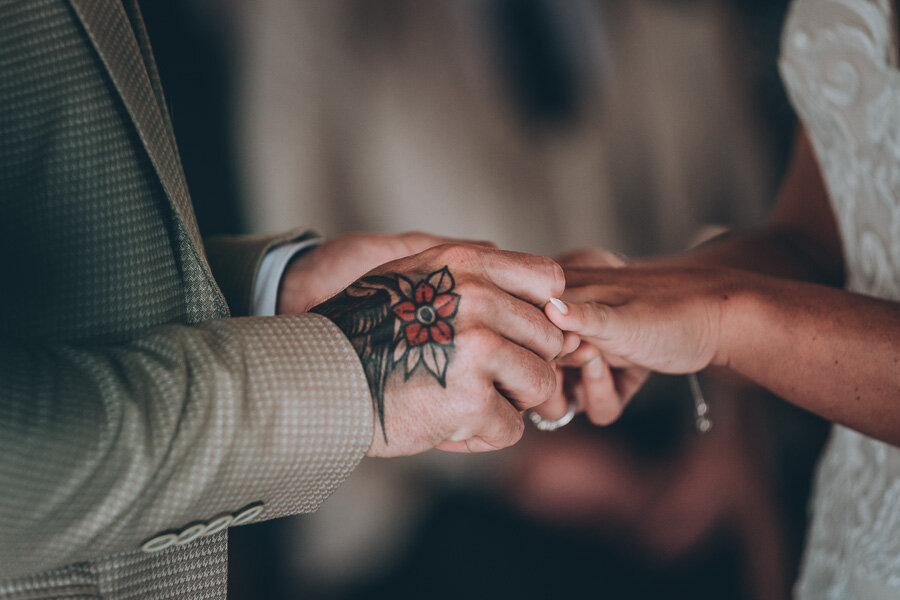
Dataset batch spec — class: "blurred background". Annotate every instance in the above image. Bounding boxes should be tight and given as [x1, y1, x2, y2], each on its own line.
[139, 0, 829, 598]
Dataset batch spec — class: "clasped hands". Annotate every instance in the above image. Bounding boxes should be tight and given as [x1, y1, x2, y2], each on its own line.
[282, 232, 740, 457]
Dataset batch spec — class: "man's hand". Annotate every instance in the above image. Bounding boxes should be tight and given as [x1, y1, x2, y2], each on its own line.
[278, 231, 493, 314]
[311, 243, 566, 457]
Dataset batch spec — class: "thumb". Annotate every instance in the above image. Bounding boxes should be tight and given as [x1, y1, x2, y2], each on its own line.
[545, 297, 624, 342]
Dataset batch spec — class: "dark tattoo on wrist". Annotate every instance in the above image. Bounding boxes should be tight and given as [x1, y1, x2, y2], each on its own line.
[311, 267, 460, 441]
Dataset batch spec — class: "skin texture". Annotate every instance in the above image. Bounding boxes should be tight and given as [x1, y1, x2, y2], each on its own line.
[311, 266, 462, 441]
[549, 129, 900, 446]
[307, 243, 567, 457]
[277, 231, 496, 314]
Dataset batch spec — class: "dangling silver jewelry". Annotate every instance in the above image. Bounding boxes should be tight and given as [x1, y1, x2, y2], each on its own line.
[688, 372, 712, 433]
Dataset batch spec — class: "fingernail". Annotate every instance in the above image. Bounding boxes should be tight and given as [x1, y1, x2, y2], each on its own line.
[585, 357, 605, 379]
[548, 297, 568, 314]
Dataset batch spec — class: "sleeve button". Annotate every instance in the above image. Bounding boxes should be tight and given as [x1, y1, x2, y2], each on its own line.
[204, 514, 234, 536]
[175, 523, 208, 546]
[141, 533, 178, 553]
[231, 503, 265, 526]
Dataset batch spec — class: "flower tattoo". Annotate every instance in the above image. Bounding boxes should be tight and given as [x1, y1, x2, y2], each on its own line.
[391, 268, 460, 384]
[311, 267, 460, 441]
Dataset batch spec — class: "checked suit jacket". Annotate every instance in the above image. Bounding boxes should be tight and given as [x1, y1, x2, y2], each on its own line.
[0, 0, 373, 598]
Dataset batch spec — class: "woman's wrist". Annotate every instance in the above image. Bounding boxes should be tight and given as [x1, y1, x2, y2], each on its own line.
[709, 271, 773, 370]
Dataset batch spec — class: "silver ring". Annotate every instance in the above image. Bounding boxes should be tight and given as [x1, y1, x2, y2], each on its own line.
[527, 401, 577, 431]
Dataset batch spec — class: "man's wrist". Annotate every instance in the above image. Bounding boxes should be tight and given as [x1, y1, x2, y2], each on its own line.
[253, 238, 321, 316]
[277, 247, 322, 314]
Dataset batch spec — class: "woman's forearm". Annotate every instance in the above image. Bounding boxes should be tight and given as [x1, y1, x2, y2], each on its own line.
[649, 226, 844, 287]
[722, 275, 900, 444]
[552, 129, 895, 442]
[552, 263, 900, 446]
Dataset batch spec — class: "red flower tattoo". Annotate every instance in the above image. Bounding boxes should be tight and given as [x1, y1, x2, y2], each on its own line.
[391, 267, 460, 383]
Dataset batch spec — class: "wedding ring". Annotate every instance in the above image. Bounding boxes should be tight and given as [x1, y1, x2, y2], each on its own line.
[527, 401, 577, 432]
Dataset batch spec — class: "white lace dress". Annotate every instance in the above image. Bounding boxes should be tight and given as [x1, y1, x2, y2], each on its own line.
[779, 1, 900, 598]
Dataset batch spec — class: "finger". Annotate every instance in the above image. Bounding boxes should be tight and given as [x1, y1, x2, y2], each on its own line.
[561, 284, 627, 305]
[555, 340, 602, 367]
[559, 331, 582, 358]
[472, 283, 564, 361]
[479, 249, 566, 305]
[414, 244, 564, 305]
[436, 392, 524, 453]
[531, 364, 568, 420]
[555, 247, 626, 269]
[488, 340, 558, 411]
[570, 381, 587, 412]
[604, 353, 640, 369]
[545, 298, 625, 341]
[560, 267, 623, 290]
[580, 356, 626, 425]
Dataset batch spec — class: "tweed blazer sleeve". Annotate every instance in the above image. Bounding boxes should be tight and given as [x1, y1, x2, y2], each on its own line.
[0, 313, 374, 579]
[0, 0, 375, 582]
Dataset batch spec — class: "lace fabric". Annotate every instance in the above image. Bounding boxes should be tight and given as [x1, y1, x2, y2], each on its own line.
[779, 1, 900, 597]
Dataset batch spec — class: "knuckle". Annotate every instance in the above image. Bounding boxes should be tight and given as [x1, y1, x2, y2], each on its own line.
[543, 326, 565, 359]
[458, 326, 499, 359]
[508, 302, 561, 359]
[454, 277, 487, 305]
[434, 243, 477, 267]
[525, 317, 564, 361]
[534, 363, 558, 402]
[589, 302, 609, 327]
[547, 261, 566, 296]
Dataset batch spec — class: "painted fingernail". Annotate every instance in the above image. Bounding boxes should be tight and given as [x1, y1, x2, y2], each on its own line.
[548, 297, 568, 314]
[585, 357, 605, 379]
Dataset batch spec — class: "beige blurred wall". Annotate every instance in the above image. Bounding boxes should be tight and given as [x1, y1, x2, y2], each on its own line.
[232, 0, 774, 259]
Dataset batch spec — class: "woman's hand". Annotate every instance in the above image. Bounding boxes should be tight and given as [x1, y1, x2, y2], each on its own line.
[547, 265, 747, 375]
[544, 254, 900, 447]
[532, 248, 653, 425]
[541, 263, 752, 425]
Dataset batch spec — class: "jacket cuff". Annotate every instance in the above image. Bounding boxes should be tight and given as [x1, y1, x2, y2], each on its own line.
[204, 229, 318, 316]
[224, 313, 374, 520]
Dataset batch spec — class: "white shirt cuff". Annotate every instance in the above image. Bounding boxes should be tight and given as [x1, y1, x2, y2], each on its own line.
[251, 238, 322, 316]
